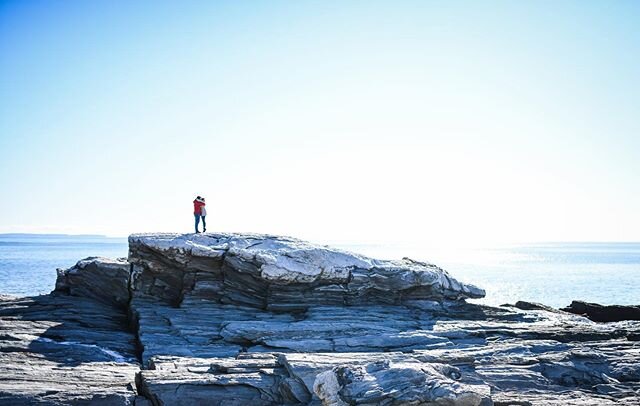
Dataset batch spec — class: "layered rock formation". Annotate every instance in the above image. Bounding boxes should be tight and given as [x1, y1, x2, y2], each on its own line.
[127, 233, 485, 309]
[0, 294, 141, 405]
[1, 232, 639, 405]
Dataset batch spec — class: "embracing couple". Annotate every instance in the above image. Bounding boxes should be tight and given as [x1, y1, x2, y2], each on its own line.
[193, 196, 207, 234]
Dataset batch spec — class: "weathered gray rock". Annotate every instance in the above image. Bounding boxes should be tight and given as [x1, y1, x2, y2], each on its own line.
[314, 360, 492, 406]
[127, 233, 485, 309]
[0, 294, 140, 405]
[2, 232, 640, 405]
[132, 296, 640, 405]
[139, 353, 310, 406]
[55, 257, 131, 309]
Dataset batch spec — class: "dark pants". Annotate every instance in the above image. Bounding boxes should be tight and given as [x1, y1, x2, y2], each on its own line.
[202, 216, 206, 232]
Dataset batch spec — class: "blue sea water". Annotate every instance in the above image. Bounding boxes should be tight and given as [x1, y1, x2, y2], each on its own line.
[0, 235, 128, 296]
[0, 235, 638, 308]
[339, 242, 640, 308]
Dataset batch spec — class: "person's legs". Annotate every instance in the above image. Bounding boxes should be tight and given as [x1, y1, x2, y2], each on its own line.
[194, 214, 201, 233]
[202, 216, 207, 232]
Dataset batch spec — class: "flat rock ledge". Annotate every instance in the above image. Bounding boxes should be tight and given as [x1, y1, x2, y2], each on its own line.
[0, 232, 639, 405]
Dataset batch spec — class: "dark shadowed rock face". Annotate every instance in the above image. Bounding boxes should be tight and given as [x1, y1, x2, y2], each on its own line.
[562, 300, 640, 322]
[2, 233, 640, 405]
[56, 257, 131, 309]
[0, 294, 141, 405]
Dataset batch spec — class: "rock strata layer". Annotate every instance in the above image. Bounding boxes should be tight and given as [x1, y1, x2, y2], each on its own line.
[0, 294, 142, 405]
[1, 232, 639, 405]
[127, 233, 485, 309]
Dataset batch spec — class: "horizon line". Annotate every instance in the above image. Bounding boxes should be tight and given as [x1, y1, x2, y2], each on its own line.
[1, 232, 640, 245]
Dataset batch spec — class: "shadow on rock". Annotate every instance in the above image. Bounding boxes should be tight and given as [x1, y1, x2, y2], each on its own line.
[0, 294, 142, 405]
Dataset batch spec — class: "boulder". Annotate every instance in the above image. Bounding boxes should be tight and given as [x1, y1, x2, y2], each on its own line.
[55, 257, 131, 309]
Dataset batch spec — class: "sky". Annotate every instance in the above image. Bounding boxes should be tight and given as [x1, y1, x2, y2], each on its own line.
[1, 1, 639, 246]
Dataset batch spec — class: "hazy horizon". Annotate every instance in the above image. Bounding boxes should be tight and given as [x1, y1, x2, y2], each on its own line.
[2, 232, 640, 247]
[2, 1, 639, 246]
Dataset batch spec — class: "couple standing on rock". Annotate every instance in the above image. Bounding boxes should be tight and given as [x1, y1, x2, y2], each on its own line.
[193, 196, 207, 234]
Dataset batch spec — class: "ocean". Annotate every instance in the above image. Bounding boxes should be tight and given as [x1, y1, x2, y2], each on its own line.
[338, 242, 640, 308]
[0, 235, 129, 297]
[0, 235, 638, 308]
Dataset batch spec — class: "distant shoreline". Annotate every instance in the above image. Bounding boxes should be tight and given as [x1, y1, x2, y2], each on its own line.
[0, 233, 111, 239]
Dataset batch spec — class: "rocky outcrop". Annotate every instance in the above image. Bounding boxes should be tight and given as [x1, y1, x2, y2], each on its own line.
[55, 257, 131, 309]
[1, 232, 640, 405]
[512, 300, 562, 313]
[561, 300, 640, 322]
[127, 233, 485, 309]
[131, 297, 640, 405]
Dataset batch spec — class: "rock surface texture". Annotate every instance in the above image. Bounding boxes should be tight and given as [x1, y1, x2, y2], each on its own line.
[127, 233, 485, 309]
[0, 294, 141, 405]
[1, 232, 639, 405]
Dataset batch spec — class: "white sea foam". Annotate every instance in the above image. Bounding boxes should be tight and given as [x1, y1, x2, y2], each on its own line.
[36, 337, 135, 363]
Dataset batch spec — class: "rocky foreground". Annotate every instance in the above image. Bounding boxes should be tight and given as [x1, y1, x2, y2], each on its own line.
[1, 233, 639, 405]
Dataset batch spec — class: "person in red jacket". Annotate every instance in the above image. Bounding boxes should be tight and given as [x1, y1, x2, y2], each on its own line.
[193, 196, 206, 233]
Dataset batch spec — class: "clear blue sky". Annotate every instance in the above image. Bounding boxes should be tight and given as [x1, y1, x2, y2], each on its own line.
[1, 1, 639, 244]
